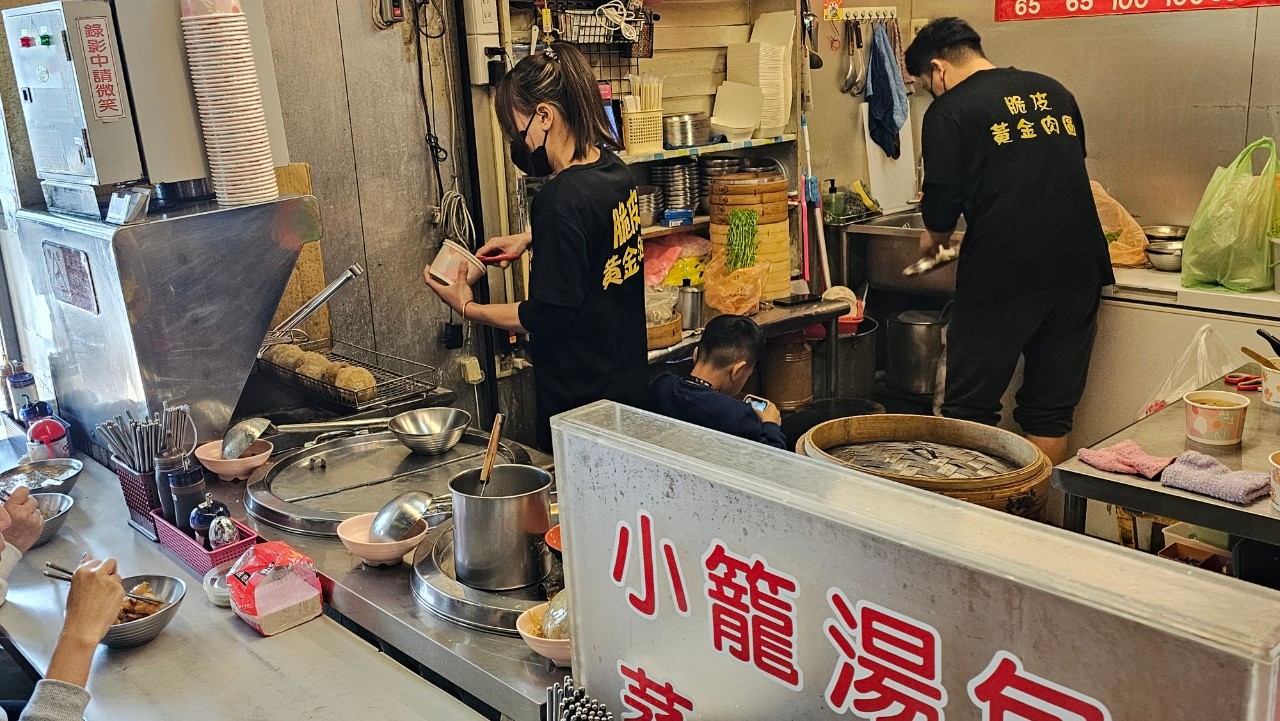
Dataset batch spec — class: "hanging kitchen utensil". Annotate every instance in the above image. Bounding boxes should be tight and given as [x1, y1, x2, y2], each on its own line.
[478, 413, 506, 496]
[262, 264, 365, 350]
[801, 0, 822, 70]
[841, 20, 867, 95]
[222, 416, 392, 461]
[1241, 347, 1280, 372]
[1257, 329, 1280, 358]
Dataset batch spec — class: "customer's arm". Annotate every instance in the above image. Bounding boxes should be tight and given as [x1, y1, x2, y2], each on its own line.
[20, 557, 124, 721]
[0, 487, 45, 608]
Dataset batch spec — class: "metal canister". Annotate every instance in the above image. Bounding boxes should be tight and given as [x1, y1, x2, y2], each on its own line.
[676, 281, 703, 331]
[449, 464, 552, 591]
[168, 462, 206, 535]
[153, 452, 183, 524]
[886, 310, 946, 395]
[762, 333, 814, 412]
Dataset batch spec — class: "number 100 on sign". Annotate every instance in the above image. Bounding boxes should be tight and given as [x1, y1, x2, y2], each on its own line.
[996, 0, 1280, 21]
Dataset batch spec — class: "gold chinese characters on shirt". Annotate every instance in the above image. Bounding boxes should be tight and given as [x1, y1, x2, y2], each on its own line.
[991, 92, 1077, 146]
[604, 188, 645, 290]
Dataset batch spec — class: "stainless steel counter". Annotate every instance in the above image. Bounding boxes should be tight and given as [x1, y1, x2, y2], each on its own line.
[1054, 364, 1280, 543]
[0, 452, 486, 721]
[213, 443, 560, 721]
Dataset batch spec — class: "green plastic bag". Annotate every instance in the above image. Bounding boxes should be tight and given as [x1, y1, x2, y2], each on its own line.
[1182, 137, 1277, 292]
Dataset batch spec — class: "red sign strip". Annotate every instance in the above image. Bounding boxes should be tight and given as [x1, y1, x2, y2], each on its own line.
[996, 0, 1280, 22]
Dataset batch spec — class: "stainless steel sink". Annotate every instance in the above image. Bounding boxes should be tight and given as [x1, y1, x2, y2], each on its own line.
[845, 211, 965, 296]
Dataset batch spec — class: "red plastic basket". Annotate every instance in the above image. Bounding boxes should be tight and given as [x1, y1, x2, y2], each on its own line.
[150, 509, 259, 575]
[112, 458, 161, 541]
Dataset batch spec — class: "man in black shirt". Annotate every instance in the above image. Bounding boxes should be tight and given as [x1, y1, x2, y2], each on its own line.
[906, 18, 1114, 462]
[650, 315, 787, 450]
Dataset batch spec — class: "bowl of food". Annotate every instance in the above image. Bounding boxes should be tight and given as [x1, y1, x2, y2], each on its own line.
[388, 407, 471, 456]
[1146, 241, 1183, 273]
[101, 575, 186, 649]
[1184, 390, 1249, 446]
[516, 590, 572, 667]
[336, 512, 429, 566]
[0, 458, 83, 495]
[429, 239, 486, 287]
[30, 493, 73, 548]
[194, 439, 273, 481]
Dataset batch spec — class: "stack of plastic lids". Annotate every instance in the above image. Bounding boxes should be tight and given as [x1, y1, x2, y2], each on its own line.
[181, 0, 278, 206]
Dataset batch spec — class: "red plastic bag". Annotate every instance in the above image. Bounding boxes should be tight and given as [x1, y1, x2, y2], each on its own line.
[227, 541, 323, 636]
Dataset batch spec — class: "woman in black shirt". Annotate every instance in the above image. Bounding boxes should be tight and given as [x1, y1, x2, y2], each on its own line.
[424, 43, 647, 451]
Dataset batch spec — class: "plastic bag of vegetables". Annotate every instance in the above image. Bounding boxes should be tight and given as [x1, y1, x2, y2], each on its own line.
[1090, 181, 1146, 268]
[1182, 138, 1277, 292]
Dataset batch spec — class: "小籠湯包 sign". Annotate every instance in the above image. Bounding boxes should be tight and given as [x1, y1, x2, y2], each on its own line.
[554, 403, 1280, 721]
[996, 0, 1280, 21]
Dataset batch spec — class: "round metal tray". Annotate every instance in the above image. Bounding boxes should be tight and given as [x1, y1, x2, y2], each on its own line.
[411, 518, 562, 636]
[245, 430, 529, 536]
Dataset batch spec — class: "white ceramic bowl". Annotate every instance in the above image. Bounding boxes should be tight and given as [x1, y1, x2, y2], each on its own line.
[516, 602, 572, 667]
[194, 439, 273, 480]
[336, 513, 429, 566]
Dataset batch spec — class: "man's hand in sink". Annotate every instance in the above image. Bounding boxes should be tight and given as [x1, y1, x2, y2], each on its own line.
[919, 229, 956, 259]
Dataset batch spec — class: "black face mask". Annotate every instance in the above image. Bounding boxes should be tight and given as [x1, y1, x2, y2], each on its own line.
[510, 114, 553, 178]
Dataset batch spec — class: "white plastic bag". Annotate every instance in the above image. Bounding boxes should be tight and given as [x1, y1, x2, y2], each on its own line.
[1138, 324, 1237, 418]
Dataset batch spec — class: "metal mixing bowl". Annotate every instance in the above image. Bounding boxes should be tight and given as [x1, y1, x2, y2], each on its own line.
[1142, 225, 1189, 241]
[0, 458, 83, 495]
[389, 408, 472, 456]
[101, 575, 186, 649]
[31, 493, 73, 549]
[1146, 241, 1183, 272]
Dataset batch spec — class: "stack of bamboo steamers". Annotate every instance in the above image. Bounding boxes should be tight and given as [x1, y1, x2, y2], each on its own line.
[707, 171, 790, 301]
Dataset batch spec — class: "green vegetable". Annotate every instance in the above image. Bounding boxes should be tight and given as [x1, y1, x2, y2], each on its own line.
[726, 209, 759, 271]
[1104, 229, 1122, 244]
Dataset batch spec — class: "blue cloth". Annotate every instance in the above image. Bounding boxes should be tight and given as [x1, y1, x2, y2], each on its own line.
[865, 21, 908, 160]
[649, 375, 788, 450]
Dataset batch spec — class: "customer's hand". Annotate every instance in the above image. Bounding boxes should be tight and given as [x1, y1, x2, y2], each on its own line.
[61, 556, 125, 648]
[755, 400, 782, 427]
[2, 486, 43, 554]
[476, 231, 532, 268]
[423, 265, 476, 316]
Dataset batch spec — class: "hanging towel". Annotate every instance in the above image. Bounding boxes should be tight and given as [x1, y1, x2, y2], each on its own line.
[865, 21, 909, 159]
[1076, 440, 1175, 480]
[1161, 451, 1271, 505]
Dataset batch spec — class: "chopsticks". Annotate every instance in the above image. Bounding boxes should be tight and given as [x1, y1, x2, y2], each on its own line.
[96, 403, 196, 473]
[43, 562, 163, 605]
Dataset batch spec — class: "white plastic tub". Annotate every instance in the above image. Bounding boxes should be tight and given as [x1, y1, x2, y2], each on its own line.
[429, 239, 486, 287]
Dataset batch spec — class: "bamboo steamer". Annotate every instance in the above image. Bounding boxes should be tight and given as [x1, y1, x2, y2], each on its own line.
[647, 313, 682, 351]
[798, 414, 1052, 521]
[708, 175, 787, 193]
[705, 190, 790, 206]
[710, 202, 789, 226]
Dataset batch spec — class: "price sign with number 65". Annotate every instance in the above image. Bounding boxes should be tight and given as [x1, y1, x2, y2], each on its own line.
[997, 0, 1280, 21]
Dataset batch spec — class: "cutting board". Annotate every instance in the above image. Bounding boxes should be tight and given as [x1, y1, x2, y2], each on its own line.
[861, 104, 918, 216]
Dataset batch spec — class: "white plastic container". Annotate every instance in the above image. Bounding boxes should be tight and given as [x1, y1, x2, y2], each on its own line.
[429, 239, 486, 287]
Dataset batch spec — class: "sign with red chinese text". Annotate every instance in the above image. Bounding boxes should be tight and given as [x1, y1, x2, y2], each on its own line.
[75, 17, 124, 122]
[554, 402, 1280, 720]
[995, 0, 1280, 22]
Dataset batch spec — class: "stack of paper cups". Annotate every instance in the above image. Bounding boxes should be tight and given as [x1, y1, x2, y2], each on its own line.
[181, 8, 278, 205]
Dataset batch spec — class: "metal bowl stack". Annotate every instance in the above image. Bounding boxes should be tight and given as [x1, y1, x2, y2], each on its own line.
[663, 112, 712, 149]
[1146, 241, 1184, 272]
[636, 185, 664, 227]
[31, 493, 74, 548]
[649, 160, 699, 211]
[388, 408, 472, 456]
[698, 157, 741, 214]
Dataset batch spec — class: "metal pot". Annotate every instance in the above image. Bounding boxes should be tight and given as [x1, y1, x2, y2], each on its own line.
[449, 464, 552, 591]
[886, 310, 946, 395]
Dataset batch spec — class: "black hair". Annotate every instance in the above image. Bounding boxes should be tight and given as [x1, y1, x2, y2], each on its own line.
[697, 315, 766, 370]
[904, 17, 986, 78]
[495, 43, 622, 160]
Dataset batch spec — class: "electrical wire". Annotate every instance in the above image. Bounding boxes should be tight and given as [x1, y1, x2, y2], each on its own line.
[440, 188, 476, 250]
[409, 0, 446, 39]
[412, 9, 448, 199]
[596, 0, 638, 41]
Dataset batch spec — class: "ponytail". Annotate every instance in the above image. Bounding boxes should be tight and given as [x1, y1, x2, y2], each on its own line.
[495, 43, 622, 160]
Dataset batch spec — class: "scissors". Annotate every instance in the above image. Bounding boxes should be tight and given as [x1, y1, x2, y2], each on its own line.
[1226, 372, 1262, 392]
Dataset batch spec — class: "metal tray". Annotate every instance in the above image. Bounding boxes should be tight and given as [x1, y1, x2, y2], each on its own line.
[0, 459, 83, 495]
[411, 518, 562, 636]
[257, 339, 441, 412]
[245, 430, 529, 536]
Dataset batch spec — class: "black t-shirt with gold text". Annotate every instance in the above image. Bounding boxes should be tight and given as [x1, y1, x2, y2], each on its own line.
[517, 150, 647, 450]
[921, 67, 1114, 302]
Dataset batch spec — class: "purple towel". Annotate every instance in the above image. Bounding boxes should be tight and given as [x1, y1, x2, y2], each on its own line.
[1161, 451, 1271, 505]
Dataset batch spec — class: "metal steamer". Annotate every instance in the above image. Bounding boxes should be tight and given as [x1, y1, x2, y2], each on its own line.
[245, 430, 529, 536]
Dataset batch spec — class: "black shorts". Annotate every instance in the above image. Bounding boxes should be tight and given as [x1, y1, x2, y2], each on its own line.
[942, 286, 1102, 438]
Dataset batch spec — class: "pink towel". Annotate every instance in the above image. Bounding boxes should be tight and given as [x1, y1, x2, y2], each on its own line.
[1077, 440, 1176, 480]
